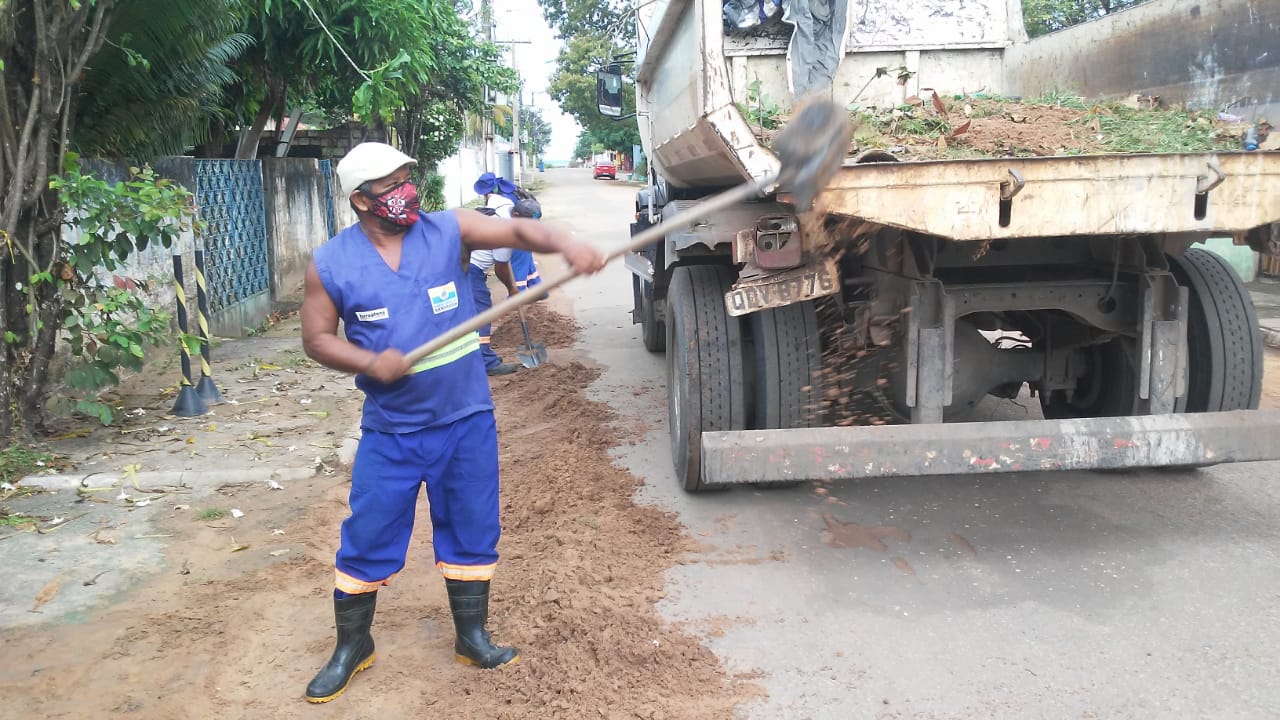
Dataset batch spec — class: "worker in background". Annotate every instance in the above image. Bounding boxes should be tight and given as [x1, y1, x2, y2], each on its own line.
[468, 240, 521, 376]
[510, 198, 546, 298]
[475, 173, 545, 298]
[300, 142, 606, 703]
[474, 172, 517, 218]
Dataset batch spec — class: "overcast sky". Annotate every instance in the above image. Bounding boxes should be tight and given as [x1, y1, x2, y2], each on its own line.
[492, 0, 582, 161]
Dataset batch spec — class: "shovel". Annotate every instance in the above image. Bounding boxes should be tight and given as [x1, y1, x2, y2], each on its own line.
[404, 98, 853, 368]
[515, 306, 547, 368]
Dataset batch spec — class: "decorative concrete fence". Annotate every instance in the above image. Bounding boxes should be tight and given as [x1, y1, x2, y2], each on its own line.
[82, 157, 356, 337]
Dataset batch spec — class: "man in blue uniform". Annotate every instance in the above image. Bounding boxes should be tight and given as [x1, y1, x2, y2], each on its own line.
[300, 143, 605, 703]
[510, 198, 546, 297]
[468, 244, 520, 375]
[474, 173, 545, 298]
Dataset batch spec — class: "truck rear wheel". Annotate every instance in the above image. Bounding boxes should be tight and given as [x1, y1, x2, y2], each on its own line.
[745, 302, 822, 489]
[748, 301, 822, 430]
[1169, 248, 1263, 412]
[666, 265, 746, 492]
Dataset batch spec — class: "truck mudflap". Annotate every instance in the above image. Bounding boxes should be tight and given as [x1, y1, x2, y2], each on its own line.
[699, 411, 1280, 485]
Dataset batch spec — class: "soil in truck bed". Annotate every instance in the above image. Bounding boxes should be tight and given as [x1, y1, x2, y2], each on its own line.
[742, 92, 1265, 161]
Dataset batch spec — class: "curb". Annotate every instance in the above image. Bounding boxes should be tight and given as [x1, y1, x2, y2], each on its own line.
[19, 421, 367, 492]
[18, 465, 321, 492]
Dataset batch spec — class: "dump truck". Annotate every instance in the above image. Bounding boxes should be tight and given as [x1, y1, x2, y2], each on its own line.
[596, 0, 1280, 492]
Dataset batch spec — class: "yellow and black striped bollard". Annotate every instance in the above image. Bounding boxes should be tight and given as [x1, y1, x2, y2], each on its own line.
[171, 250, 209, 418]
[193, 246, 224, 404]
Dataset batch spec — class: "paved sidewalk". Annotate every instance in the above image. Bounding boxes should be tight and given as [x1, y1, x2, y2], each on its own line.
[0, 308, 368, 628]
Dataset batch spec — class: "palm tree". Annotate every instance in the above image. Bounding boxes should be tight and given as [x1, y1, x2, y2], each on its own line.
[75, 0, 251, 159]
[465, 104, 514, 145]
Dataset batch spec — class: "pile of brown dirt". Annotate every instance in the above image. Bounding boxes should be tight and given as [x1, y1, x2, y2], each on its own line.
[491, 301, 581, 350]
[748, 94, 1245, 160]
[0, 309, 753, 718]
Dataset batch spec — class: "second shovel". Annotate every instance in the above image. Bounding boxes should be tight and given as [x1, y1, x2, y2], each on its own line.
[515, 306, 547, 368]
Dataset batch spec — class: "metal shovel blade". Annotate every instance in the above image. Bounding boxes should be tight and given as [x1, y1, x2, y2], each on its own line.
[516, 307, 548, 368]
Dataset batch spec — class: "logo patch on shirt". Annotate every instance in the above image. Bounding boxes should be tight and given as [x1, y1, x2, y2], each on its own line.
[355, 307, 389, 322]
[428, 282, 459, 314]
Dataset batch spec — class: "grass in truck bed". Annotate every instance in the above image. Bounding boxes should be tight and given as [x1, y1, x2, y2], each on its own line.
[739, 91, 1250, 160]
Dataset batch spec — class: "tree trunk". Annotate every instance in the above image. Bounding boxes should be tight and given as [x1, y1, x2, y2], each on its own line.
[0, 0, 116, 441]
[236, 75, 284, 160]
[0, 255, 11, 440]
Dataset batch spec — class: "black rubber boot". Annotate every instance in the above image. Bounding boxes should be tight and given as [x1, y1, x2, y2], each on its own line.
[305, 592, 377, 703]
[445, 579, 519, 669]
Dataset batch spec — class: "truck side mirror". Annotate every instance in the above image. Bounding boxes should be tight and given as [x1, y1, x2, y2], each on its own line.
[597, 70, 624, 117]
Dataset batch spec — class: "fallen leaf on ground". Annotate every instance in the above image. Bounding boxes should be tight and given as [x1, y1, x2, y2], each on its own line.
[31, 578, 62, 612]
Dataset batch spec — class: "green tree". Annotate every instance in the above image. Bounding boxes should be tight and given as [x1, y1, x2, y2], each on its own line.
[1021, 0, 1148, 37]
[1, 0, 224, 437]
[520, 106, 553, 161]
[548, 32, 639, 153]
[1, 0, 122, 438]
[222, 0, 513, 160]
[74, 0, 252, 158]
[536, 0, 630, 42]
[573, 130, 597, 160]
[573, 126, 636, 159]
[393, 13, 516, 168]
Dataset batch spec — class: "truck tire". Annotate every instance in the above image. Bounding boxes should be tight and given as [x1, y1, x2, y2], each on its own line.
[749, 301, 822, 429]
[746, 302, 822, 489]
[640, 278, 666, 353]
[1169, 248, 1263, 412]
[666, 265, 746, 493]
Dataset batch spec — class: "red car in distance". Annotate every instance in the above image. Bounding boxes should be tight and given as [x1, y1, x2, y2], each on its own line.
[593, 160, 616, 180]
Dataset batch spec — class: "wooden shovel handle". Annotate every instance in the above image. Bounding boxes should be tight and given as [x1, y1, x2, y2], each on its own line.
[404, 175, 776, 366]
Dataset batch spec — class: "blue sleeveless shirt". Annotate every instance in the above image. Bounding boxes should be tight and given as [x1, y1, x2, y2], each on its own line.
[313, 211, 492, 433]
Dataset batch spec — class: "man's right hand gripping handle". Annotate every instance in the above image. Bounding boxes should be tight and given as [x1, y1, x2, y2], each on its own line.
[363, 348, 412, 384]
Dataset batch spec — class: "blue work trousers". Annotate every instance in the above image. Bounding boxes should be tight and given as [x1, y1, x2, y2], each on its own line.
[467, 264, 502, 369]
[333, 410, 502, 593]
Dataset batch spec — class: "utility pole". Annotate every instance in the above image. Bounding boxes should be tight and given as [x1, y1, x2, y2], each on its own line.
[481, 0, 494, 173]
[494, 39, 532, 183]
[511, 44, 522, 184]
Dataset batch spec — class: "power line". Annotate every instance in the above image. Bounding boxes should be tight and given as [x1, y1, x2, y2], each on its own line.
[296, 0, 372, 82]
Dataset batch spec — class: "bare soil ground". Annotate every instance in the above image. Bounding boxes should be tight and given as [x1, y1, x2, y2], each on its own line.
[0, 306, 754, 719]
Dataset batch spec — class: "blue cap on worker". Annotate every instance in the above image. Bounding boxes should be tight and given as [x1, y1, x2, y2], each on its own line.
[473, 172, 498, 196]
[473, 173, 519, 200]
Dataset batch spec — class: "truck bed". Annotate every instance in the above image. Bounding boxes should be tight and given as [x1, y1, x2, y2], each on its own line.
[809, 152, 1280, 241]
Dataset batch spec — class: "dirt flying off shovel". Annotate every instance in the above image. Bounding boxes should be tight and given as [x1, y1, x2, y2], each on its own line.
[404, 98, 854, 369]
[515, 306, 547, 368]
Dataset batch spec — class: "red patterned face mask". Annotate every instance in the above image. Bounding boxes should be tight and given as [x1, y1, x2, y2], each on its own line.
[364, 181, 420, 226]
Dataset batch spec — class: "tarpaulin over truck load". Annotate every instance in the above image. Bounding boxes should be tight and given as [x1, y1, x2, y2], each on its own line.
[723, 0, 850, 97]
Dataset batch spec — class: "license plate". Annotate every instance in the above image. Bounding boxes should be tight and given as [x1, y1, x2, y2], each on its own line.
[725, 260, 838, 317]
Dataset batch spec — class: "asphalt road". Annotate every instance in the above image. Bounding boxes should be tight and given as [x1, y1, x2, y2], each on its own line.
[539, 167, 1280, 720]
